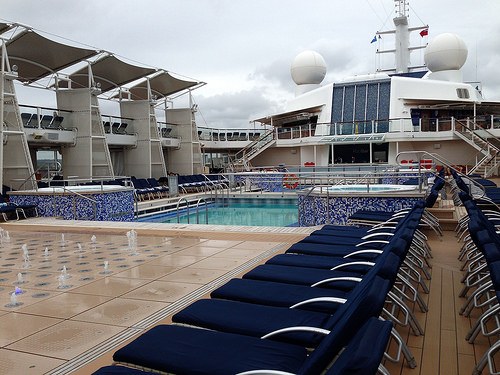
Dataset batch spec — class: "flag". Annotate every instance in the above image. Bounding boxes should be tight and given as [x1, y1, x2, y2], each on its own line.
[370, 35, 377, 43]
[420, 28, 429, 37]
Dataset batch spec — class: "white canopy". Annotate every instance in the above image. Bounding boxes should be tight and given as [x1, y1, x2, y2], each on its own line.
[5, 30, 98, 83]
[119, 71, 200, 100]
[57, 54, 156, 93]
[2, 25, 202, 99]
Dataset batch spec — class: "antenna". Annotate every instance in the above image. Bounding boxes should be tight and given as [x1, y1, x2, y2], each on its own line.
[394, 0, 409, 18]
[376, 0, 427, 74]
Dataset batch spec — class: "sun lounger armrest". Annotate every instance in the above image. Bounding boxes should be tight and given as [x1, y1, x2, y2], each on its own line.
[367, 224, 397, 232]
[330, 261, 375, 270]
[355, 239, 390, 247]
[236, 370, 296, 375]
[290, 297, 347, 309]
[361, 232, 394, 240]
[380, 217, 401, 224]
[343, 249, 383, 258]
[311, 276, 362, 287]
[261, 326, 331, 340]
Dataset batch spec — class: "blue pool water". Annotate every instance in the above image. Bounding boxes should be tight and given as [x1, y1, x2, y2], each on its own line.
[141, 200, 298, 227]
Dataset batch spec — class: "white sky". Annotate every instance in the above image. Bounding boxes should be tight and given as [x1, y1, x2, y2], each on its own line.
[1, 0, 500, 128]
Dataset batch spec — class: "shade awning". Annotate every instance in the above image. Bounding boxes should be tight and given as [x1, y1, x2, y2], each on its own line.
[0, 22, 14, 35]
[121, 71, 200, 100]
[401, 97, 500, 112]
[58, 54, 156, 92]
[252, 105, 324, 126]
[6, 30, 98, 83]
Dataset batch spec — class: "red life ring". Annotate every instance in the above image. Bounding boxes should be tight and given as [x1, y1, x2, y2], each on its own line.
[283, 173, 299, 189]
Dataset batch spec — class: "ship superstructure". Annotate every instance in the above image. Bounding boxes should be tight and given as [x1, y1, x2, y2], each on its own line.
[200, 0, 500, 177]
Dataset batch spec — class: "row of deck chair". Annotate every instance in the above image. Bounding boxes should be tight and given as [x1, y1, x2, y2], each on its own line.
[131, 177, 168, 200]
[455, 188, 500, 374]
[93, 200, 434, 374]
[177, 174, 228, 193]
[159, 127, 172, 138]
[210, 132, 259, 141]
[1, 185, 39, 221]
[0, 197, 38, 221]
[102, 121, 128, 134]
[21, 113, 65, 130]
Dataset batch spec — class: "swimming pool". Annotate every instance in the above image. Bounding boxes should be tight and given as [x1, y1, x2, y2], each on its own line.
[140, 199, 298, 227]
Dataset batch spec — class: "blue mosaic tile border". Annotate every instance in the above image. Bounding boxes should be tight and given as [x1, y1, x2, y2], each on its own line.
[9, 190, 134, 222]
[298, 194, 421, 226]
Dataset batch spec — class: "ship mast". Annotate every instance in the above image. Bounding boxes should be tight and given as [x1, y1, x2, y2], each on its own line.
[393, 0, 410, 73]
[376, 0, 428, 74]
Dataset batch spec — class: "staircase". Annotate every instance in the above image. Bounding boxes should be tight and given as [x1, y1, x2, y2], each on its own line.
[454, 119, 500, 177]
[1, 43, 37, 190]
[230, 129, 276, 171]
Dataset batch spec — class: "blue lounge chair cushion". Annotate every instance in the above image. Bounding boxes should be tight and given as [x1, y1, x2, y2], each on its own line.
[116, 275, 391, 375]
[310, 226, 371, 237]
[243, 264, 364, 290]
[326, 317, 392, 375]
[113, 325, 307, 375]
[267, 253, 379, 270]
[173, 299, 331, 346]
[286, 241, 385, 256]
[0, 203, 17, 213]
[210, 278, 348, 313]
[299, 234, 391, 246]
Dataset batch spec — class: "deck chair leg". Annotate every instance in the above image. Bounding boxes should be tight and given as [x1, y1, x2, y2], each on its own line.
[378, 363, 391, 375]
[466, 316, 484, 343]
[473, 339, 500, 375]
[387, 291, 425, 336]
[17, 208, 27, 219]
[383, 326, 417, 368]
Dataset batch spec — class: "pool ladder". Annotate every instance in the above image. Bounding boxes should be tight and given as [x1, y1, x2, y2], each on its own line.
[175, 197, 209, 224]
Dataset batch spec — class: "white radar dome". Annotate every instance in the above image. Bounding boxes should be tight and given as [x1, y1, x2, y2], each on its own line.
[424, 33, 468, 72]
[291, 50, 327, 85]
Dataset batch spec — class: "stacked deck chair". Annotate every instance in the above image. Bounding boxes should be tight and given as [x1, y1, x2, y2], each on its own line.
[455, 192, 500, 374]
[93, 201, 434, 374]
